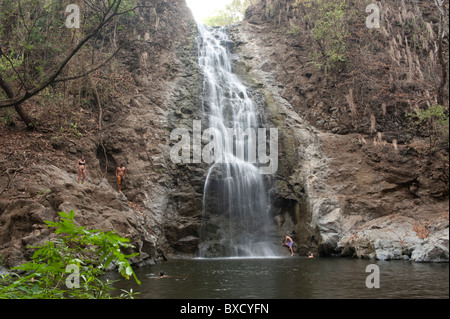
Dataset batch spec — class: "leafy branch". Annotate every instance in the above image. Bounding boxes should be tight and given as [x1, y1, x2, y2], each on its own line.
[293, 0, 349, 72]
[407, 104, 449, 152]
[0, 210, 140, 299]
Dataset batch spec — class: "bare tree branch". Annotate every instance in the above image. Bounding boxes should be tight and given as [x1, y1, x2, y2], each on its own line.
[53, 44, 125, 83]
[0, 46, 28, 92]
[0, 0, 149, 110]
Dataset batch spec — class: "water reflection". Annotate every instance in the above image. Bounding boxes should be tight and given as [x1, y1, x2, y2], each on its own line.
[108, 257, 449, 299]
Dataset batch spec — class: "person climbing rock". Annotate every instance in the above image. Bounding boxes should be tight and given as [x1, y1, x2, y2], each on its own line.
[115, 163, 127, 193]
[282, 235, 294, 256]
[77, 155, 86, 184]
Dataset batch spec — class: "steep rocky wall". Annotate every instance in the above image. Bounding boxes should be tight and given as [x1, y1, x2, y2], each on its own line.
[1, 0, 448, 269]
[100, 0, 206, 258]
[228, 0, 449, 262]
[0, 0, 204, 268]
[244, 0, 449, 135]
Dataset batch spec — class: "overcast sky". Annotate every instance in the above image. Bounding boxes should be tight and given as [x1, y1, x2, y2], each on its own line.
[186, 0, 232, 22]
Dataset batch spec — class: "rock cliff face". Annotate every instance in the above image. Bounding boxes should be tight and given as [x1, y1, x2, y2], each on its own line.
[0, 0, 204, 267]
[227, 0, 449, 261]
[101, 0, 206, 259]
[0, 0, 448, 268]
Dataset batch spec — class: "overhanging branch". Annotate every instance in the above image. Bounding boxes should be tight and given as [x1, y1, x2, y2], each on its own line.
[0, 1, 151, 110]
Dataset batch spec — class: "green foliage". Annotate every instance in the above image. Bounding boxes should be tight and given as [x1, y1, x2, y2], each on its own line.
[203, 0, 257, 26]
[293, 0, 349, 72]
[70, 122, 83, 138]
[0, 211, 140, 299]
[0, 49, 24, 75]
[407, 104, 449, 151]
[0, 110, 14, 126]
[289, 24, 302, 36]
[1, 0, 66, 83]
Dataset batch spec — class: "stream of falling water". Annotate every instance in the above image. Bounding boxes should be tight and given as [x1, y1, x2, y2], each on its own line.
[197, 24, 280, 257]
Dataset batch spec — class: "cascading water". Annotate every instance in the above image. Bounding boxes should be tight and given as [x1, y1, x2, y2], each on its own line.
[196, 24, 280, 258]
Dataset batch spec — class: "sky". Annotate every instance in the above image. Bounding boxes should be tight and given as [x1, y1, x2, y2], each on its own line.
[186, 0, 232, 22]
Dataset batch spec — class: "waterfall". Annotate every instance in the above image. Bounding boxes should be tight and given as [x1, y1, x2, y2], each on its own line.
[196, 24, 279, 258]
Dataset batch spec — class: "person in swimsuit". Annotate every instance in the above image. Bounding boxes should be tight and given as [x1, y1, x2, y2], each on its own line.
[115, 163, 127, 193]
[158, 271, 170, 279]
[282, 235, 294, 256]
[77, 155, 86, 184]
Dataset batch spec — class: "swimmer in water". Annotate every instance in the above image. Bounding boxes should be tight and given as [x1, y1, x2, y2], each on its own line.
[157, 271, 170, 279]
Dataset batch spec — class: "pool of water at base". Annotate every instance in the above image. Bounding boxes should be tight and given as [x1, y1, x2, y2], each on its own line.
[106, 257, 449, 299]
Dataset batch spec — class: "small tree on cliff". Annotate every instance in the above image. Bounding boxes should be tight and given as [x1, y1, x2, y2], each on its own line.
[0, 0, 141, 128]
[293, 0, 349, 73]
[407, 104, 449, 152]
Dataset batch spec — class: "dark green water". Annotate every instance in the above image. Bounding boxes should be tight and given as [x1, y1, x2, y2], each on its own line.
[108, 257, 449, 299]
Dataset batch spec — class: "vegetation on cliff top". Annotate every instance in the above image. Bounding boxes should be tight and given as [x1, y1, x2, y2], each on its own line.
[203, 0, 258, 26]
[293, 0, 348, 72]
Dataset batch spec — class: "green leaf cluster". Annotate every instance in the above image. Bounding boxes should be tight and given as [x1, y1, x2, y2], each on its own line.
[407, 104, 449, 151]
[0, 211, 140, 299]
[293, 0, 349, 72]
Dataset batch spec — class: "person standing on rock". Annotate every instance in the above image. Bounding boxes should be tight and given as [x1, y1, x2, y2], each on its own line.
[77, 155, 86, 184]
[282, 235, 294, 257]
[115, 163, 127, 193]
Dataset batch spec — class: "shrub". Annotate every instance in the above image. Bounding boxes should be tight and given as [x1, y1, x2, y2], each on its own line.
[0, 210, 140, 299]
[294, 0, 349, 72]
[407, 104, 449, 152]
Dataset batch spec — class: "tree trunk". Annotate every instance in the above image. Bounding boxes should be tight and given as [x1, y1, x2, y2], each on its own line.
[0, 74, 33, 127]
